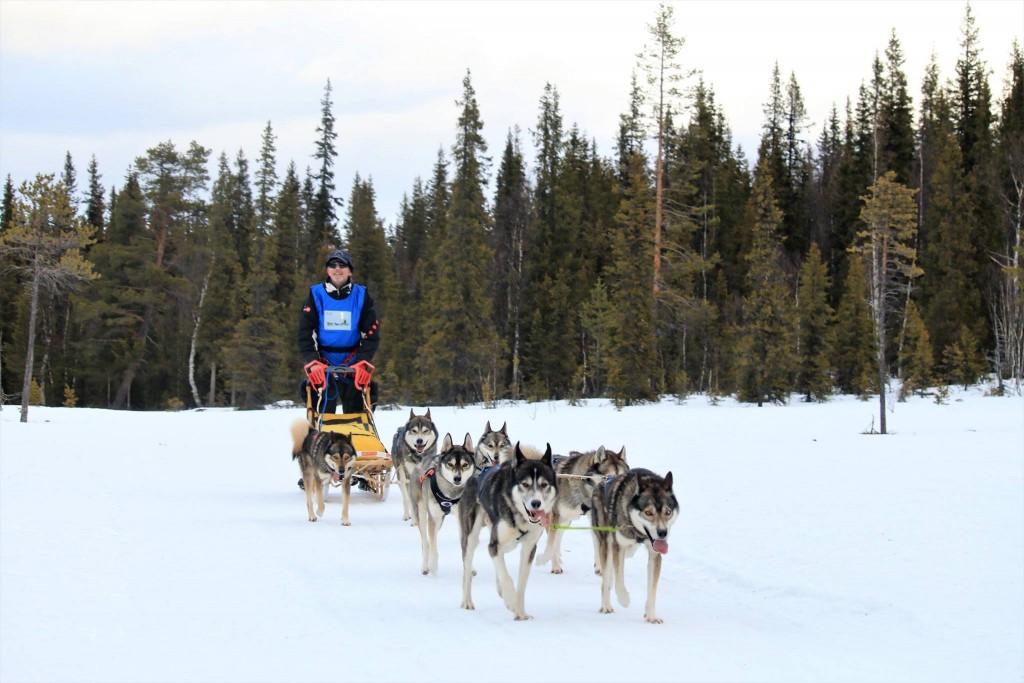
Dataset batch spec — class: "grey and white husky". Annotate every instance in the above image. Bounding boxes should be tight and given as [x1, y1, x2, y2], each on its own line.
[536, 445, 630, 574]
[410, 432, 477, 576]
[458, 443, 558, 620]
[290, 420, 357, 524]
[591, 468, 679, 623]
[391, 408, 439, 524]
[473, 420, 513, 469]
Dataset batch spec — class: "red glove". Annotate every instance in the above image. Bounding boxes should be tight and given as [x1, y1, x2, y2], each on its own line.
[304, 360, 328, 388]
[351, 360, 374, 391]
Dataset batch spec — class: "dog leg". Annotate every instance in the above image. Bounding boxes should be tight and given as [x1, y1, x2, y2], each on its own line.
[460, 517, 482, 610]
[598, 534, 614, 613]
[305, 476, 318, 522]
[613, 542, 631, 608]
[396, 470, 412, 522]
[417, 501, 431, 575]
[490, 533, 517, 612]
[644, 548, 663, 624]
[549, 526, 565, 574]
[315, 477, 326, 518]
[427, 514, 441, 576]
[511, 535, 539, 620]
[340, 474, 351, 526]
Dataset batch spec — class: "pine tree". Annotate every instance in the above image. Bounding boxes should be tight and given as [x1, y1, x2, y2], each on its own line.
[311, 80, 341, 263]
[61, 152, 78, 212]
[0, 174, 98, 421]
[879, 31, 916, 184]
[898, 299, 933, 400]
[734, 164, 797, 405]
[491, 129, 531, 398]
[422, 71, 501, 404]
[85, 156, 106, 237]
[854, 170, 920, 433]
[833, 253, 877, 396]
[255, 121, 278, 235]
[796, 242, 835, 401]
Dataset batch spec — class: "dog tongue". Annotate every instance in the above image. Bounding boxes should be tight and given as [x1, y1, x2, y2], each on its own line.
[331, 471, 341, 484]
[533, 509, 550, 528]
[652, 539, 669, 554]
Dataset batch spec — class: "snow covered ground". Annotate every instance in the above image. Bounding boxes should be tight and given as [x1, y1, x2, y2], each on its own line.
[1, 386, 1022, 683]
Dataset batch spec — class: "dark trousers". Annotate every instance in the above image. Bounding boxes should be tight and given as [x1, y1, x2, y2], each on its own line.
[301, 376, 378, 415]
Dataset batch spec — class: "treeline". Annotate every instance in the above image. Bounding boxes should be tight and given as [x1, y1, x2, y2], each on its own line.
[1, 5, 1021, 412]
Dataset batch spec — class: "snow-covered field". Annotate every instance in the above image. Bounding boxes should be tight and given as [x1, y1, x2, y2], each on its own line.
[2, 387, 1022, 683]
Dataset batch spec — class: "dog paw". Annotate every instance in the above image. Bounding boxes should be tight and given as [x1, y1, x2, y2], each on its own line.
[421, 569, 429, 576]
[644, 614, 664, 624]
[617, 591, 631, 608]
[460, 600, 475, 610]
[513, 613, 533, 621]
[308, 516, 318, 523]
[341, 519, 351, 526]
[551, 567, 563, 575]
[599, 605, 614, 614]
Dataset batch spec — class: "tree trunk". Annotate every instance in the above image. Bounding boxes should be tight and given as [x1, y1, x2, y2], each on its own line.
[19, 262, 41, 422]
[188, 267, 212, 408]
[112, 303, 153, 409]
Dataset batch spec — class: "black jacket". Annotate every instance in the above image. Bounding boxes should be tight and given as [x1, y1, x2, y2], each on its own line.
[297, 280, 380, 366]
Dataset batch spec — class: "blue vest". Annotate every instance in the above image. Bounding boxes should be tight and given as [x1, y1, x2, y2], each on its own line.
[311, 283, 366, 365]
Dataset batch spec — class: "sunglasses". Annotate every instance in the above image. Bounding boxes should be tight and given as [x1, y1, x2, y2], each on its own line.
[327, 261, 349, 270]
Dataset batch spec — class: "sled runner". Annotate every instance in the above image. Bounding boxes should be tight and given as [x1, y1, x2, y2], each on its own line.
[305, 364, 392, 500]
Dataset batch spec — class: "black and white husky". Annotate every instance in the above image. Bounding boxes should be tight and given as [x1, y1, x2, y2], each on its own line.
[458, 443, 558, 620]
[290, 420, 357, 525]
[391, 408, 439, 524]
[591, 468, 679, 623]
[411, 433, 477, 576]
[537, 445, 630, 574]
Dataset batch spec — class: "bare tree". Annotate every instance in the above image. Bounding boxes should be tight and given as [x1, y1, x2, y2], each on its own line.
[853, 171, 921, 433]
[0, 174, 97, 422]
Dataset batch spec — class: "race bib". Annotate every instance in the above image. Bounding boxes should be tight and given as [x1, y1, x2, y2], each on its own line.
[323, 309, 352, 331]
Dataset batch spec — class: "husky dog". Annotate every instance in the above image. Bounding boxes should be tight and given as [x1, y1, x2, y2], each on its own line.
[410, 433, 477, 576]
[473, 421, 513, 469]
[592, 468, 678, 623]
[290, 420, 357, 524]
[391, 408, 439, 524]
[458, 443, 558, 620]
[537, 445, 630, 574]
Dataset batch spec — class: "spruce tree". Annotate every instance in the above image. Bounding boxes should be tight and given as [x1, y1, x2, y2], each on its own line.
[311, 80, 341, 263]
[422, 71, 501, 405]
[85, 156, 106, 237]
[833, 253, 877, 396]
[796, 242, 835, 401]
[734, 164, 797, 405]
[898, 299, 933, 400]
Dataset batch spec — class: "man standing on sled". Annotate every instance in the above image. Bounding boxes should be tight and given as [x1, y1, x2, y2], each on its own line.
[298, 248, 380, 417]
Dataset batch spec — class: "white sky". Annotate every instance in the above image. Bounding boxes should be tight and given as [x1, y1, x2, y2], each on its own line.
[1, 0, 1021, 227]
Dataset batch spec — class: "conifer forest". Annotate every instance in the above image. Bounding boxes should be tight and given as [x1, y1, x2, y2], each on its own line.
[1, 4, 1022, 413]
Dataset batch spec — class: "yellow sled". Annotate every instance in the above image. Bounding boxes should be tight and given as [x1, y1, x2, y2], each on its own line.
[304, 366, 392, 500]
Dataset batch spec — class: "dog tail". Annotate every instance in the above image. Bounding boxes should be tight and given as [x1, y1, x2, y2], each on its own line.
[290, 419, 310, 460]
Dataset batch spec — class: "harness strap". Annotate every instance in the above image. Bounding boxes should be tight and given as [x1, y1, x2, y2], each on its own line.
[419, 468, 460, 515]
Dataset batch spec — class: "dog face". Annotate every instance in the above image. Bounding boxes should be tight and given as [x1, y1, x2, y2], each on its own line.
[590, 445, 630, 480]
[324, 432, 357, 483]
[438, 433, 477, 485]
[475, 421, 512, 467]
[627, 471, 678, 555]
[403, 408, 438, 455]
[512, 443, 558, 527]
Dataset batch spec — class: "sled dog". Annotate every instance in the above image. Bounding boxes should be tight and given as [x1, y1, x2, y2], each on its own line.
[391, 408, 439, 524]
[592, 468, 678, 623]
[290, 419, 357, 524]
[458, 443, 558, 620]
[473, 421, 513, 469]
[537, 445, 630, 574]
[411, 433, 477, 576]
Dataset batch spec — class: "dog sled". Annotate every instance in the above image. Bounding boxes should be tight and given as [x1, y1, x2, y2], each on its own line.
[305, 364, 392, 500]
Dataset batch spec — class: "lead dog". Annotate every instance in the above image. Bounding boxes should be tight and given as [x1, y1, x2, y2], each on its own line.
[411, 432, 477, 576]
[290, 420, 357, 524]
[391, 408, 439, 525]
[537, 445, 630, 574]
[458, 443, 558, 620]
[591, 468, 678, 623]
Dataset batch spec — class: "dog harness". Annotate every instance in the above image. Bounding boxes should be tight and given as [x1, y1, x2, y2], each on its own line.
[419, 468, 460, 515]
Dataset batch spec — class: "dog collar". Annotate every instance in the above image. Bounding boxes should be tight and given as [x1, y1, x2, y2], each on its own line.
[419, 468, 460, 515]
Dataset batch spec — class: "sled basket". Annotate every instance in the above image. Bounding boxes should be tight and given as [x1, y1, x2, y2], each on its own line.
[304, 366, 392, 499]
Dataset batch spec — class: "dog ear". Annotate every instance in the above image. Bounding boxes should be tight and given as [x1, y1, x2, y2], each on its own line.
[542, 443, 553, 465]
[618, 445, 626, 461]
[663, 471, 673, 489]
[409, 408, 415, 419]
[595, 445, 606, 461]
[514, 441, 526, 465]
[500, 421, 507, 434]
[425, 408, 432, 420]
[484, 420, 491, 432]
[442, 433, 454, 452]
[462, 433, 474, 451]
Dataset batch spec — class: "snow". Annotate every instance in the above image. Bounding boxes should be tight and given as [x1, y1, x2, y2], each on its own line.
[2, 387, 1022, 683]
